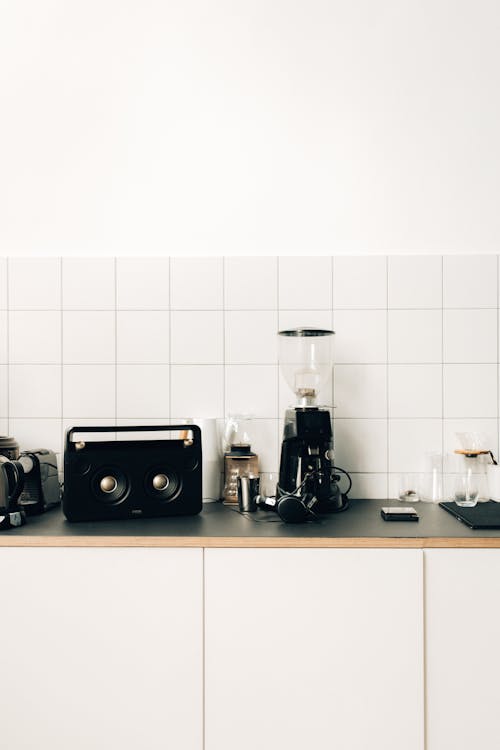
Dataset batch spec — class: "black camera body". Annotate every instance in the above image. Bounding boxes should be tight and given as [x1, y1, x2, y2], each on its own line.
[18, 449, 61, 515]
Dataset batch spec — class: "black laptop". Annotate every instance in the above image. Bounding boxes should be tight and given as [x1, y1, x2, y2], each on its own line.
[440, 501, 500, 529]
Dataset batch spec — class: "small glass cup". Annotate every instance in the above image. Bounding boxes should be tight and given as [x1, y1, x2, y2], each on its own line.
[259, 472, 279, 500]
[454, 470, 478, 507]
[397, 473, 420, 503]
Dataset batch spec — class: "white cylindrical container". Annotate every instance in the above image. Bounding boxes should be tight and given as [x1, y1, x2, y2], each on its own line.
[487, 465, 500, 502]
[186, 418, 221, 502]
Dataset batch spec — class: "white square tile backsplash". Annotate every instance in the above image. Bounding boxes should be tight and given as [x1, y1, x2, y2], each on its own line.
[443, 364, 498, 418]
[62, 258, 115, 310]
[116, 258, 170, 310]
[333, 256, 387, 309]
[388, 255, 442, 309]
[63, 311, 115, 364]
[224, 257, 278, 310]
[170, 257, 223, 309]
[8, 258, 61, 310]
[10, 311, 61, 364]
[171, 310, 223, 364]
[279, 257, 332, 310]
[0, 365, 8, 418]
[117, 364, 170, 418]
[170, 364, 224, 419]
[443, 309, 497, 363]
[1, 255, 500, 500]
[117, 311, 170, 364]
[10, 364, 61, 418]
[335, 419, 388, 473]
[388, 419, 443, 473]
[0, 311, 9, 363]
[334, 310, 387, 364]
[388, 310, 442, 363]
[63, 364, 115, 418]
[0, 259, 7, 306]
[388, 364, 442, 418]
[443, 255, 497, 309]
[334, 365, 387, 419]
[225, 310, 278, 364]
[225, 365, 278, 418]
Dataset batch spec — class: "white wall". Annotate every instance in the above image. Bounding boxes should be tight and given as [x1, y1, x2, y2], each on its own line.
[1, 1, 499, 255]
[1, 254, 499, 500]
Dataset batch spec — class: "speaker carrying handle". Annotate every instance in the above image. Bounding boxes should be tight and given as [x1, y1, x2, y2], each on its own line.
[66, 424, 202, 452]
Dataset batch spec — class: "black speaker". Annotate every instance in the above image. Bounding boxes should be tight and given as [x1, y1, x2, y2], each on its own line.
[63, 425, 202, 522]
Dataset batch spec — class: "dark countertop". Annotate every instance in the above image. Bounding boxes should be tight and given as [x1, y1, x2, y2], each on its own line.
[1, 499, 500, 548]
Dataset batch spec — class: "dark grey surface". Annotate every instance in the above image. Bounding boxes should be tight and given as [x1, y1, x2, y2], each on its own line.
[5, 499, 500, 539]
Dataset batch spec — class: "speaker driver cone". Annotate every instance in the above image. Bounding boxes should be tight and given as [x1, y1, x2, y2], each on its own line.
[100, 475, 118, 493]
[145, 467, 181, 502]
[91, 467, 128, 505]
[152, 473, 169, 491]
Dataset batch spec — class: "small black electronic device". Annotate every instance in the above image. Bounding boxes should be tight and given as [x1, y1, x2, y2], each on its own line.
[381, 507, 419, 522]
[18, 449, 60, 515]
[63, 425, 202, 522]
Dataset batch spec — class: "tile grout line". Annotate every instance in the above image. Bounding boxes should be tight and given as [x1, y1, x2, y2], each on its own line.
[168, 257, 172, 423]
[441, 256, 444, 471]
[10, 414, 496, 421]
[5, 305, 499, 312]
[5, 360, 500, 367]
[386, 255, 389, 498]
[222, 258, 226, 420]
[114, 258, 118, 425]
[276, 256, 281, 467]
[331, 255, 335, 429]
[202, 548, 206, 750]
[496, 255, 500, 461]
[6, 258, 10, 435]
[60, 257, 63, 455]
[422, 550, 428, 750]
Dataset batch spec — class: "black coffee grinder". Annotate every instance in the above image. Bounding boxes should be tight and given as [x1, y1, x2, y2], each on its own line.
[276, 328, 350, 520]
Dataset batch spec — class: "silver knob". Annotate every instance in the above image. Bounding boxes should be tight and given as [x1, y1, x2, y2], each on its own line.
[100, 475, 118, 493]
[152, 473, 169, 491]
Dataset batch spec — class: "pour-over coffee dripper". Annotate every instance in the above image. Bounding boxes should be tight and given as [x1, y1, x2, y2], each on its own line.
[454, 432, 496, 503]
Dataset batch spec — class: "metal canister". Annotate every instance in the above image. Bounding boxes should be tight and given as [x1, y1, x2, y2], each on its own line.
[237, 474, 259, 512]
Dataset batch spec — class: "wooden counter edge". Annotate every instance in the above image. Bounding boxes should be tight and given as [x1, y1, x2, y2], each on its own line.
[1, 536, 500, 548]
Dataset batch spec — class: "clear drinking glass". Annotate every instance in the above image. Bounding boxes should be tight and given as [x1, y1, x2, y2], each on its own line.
[397, 473, 420, 502]
[420, 453, 444, 503]
[454, 469, 478, 507]
[259, 472, 279, 500]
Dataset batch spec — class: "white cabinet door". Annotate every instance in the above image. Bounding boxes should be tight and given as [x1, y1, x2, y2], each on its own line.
[425, 549, 500, 750]
[205, 549, 424, 750]
[0, 548, 202, 750]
